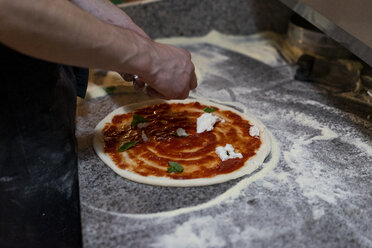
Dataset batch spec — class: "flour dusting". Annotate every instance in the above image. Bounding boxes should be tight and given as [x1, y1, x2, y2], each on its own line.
[150, 216, 226, 248]
[277, 109, 358, 219]
[156, 30, 286, 67]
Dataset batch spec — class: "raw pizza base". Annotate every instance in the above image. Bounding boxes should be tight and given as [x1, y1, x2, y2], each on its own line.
[93, 98, 271, 187]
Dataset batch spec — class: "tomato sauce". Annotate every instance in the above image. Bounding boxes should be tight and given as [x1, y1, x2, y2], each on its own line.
[103, 102, 261, 179]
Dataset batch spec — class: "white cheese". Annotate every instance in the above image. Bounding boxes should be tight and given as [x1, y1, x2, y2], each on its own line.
[215, 144, 243, 161]
[176, 128, 188, 137]
[196, 113, 224, 133]
[249, 125, 260, 137]
[141, 130, 148, 142]
[137, 122, 149, 129]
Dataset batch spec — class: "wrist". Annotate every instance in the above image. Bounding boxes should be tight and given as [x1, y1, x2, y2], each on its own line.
[112, 27, 155, 77]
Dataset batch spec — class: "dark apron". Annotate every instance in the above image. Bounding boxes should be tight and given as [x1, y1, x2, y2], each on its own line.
[0, 44, 88, 247]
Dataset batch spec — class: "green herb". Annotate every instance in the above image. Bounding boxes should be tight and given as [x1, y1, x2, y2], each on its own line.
[167, 161, 184, 173]
[110, 0, 124, 5]
[104, 86, 116, 94]
[118, 140, 139, 152]
[204, 107, 215, 113]
[131, 114, 149, 127]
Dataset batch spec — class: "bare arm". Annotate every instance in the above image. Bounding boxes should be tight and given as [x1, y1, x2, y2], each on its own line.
[71, 0, 151, 83]
[71, 0, 149, 38]
[0, 0, 196, 99]
[0, 0, 150, 73]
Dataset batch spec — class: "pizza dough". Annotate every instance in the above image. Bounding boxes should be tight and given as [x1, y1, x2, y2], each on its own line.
[93, 98, 271, 187]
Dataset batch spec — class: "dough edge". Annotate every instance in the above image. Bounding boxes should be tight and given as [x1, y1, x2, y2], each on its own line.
[92, 98, 272, 187]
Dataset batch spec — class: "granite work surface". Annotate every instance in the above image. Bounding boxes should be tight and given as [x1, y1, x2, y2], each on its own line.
[76, 41, 372, 247]
[121, 0, 292, 38]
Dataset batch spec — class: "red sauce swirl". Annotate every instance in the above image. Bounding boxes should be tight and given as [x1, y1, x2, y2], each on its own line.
[102, 102, 261, 179]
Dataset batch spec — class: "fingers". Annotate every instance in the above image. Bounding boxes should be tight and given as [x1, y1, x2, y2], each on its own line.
[120, 43, 198, 100]
[133, 77, 146, 91]
[190, 69, 197, 90]
[146, 85, 190, 100]
[122, 73, 135, 82]
[121, 73, 146, 91]
[119, 68, 196, 99]
[181, 48, 192, 59]
[182, 49, 197, 90]
[145, 86, 170, 100]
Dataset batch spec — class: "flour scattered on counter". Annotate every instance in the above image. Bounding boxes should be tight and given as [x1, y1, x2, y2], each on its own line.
[240, 85, 372, 221]
[342, 136, 372, 157]
[151, 213, 293, 248]
[154, 30, 287, 91]
[0, 177, 15, 182]
[260, 180, 276, 189]
[278, 109, 352, 219]
[294, 100, 372, 157]
[278, 96, 372, 156]
[156, 30, 286, 67]
[293, 112, 338, 142]
[190, 50, 230, 85]
[150, 216, 226, 248]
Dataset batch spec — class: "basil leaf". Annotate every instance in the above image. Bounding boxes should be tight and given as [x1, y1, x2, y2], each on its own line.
[131, 114, 149, 127]
[118, 140, 139, 152]
[104, 86, 116, 94]
[110, 0, 124, 5]
[167, 161, 184, 173]
[204, 107, 215, 113]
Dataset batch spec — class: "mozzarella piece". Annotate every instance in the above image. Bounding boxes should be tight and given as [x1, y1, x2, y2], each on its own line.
[196, 113, 224, 133]
[137, 122, 149, 129]
[142, 130, 148, 142]
[176, 128, 188, 137]
[215, 144, 243, 161]
[249, 125, 260, 137]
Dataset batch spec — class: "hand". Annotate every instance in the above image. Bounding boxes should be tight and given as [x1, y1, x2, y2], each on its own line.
[133, 42, 197, 100]
[121, 73, 145, 91]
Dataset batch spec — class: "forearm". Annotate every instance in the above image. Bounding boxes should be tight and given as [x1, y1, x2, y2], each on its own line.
[0, 0, 151, 74]
[71, 0, 149, 38]
[0, 0, 197, 99]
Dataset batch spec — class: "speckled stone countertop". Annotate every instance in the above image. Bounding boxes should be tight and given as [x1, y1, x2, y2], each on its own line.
[76, 1, 372, 247]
